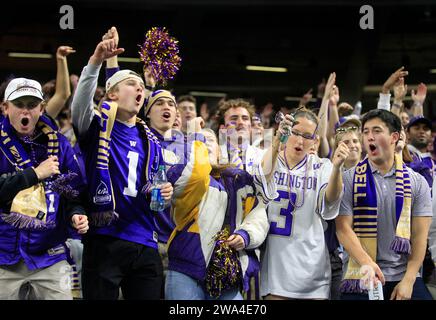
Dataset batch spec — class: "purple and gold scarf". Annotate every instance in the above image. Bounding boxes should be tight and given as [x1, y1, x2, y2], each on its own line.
[89, 101, 161, 226]
[340, 155, 411, 293]
[0, 115, 59, 229]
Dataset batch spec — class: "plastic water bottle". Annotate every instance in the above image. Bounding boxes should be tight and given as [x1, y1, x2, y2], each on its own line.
[275, 111, 296, 143]
[150, 165, 167, 212]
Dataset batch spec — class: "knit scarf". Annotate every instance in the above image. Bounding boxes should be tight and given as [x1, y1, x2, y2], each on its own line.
[0, 115, 59, 229]
[89, 101, 161, 226]
[340, 155, 412, 293]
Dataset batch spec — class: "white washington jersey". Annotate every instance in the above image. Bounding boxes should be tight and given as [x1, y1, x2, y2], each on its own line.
[260, 153, 342, 299]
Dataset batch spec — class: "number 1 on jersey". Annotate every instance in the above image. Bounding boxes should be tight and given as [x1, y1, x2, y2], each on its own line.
[123, 151, 139, 197]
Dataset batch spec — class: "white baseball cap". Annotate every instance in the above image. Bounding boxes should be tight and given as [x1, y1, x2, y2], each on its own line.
[105, 69, 144, 92]
[4, 78, 44, 102]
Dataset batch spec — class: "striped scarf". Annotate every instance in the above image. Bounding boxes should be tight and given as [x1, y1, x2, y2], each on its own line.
[88, 101, 161, 226]
[229, 146, 244, 170]
[340, 155, 412, 293]
[0, 115, 59, 229]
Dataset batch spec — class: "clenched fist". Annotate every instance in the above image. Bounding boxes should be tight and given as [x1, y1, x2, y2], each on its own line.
[332, 141, 350, 168]
[34, 155, 60, 180]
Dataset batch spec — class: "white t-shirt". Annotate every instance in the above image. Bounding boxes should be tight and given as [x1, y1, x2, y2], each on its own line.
[260, 153, 342, 299]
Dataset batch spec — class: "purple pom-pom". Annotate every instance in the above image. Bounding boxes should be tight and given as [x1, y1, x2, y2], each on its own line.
[138, 27, 182, 85]
[48, 171, 79, 199]
[205, 228, 242, 298]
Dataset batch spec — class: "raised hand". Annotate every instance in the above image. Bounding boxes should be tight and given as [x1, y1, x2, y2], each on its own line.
[277, 113, 296, 140]
[393, 77, 407, 103]
[187, 116, 205, 133]
[143, 65, 157, 89]
[323, 72, 336, 101]
[395, 128, 406, 154]
[329, 84, 340, 106]
[382, 66, 408, 94]
[332, 141, 350, 168]
[411, 82, 427, 105]
[56, 46, 76, 60]
[90, 39, 124, 66]
[102, 26, 119, 47]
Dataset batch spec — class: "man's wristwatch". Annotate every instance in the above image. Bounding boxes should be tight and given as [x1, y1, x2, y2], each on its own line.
[145, 84, 155, 91]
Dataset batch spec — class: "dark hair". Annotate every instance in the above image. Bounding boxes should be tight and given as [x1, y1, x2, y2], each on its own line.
[361, 109, 401, 134]
[292, 107, 319, 127]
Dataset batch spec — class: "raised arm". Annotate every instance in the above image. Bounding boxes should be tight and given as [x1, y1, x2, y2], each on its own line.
[71, 38, 124, 137]
[260, 114, 294, 182]
[411, 83, 427, 117]
[327, 82, 340, 144]
[378, 66, 408, 111]
[325, 141, 349, 205]
[391, 77, 408, 117]
[45, 46, 75, 118]
[167, 118, 211, 224]
[318, 72, 336, 157]
[102, 27, 120, 69]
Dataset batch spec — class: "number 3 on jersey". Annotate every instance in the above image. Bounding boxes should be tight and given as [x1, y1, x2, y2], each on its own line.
[269, 190, 296, 237]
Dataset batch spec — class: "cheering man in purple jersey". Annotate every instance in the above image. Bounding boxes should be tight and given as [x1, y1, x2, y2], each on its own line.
[71, 36, 173, 300]
[0, 78, 88, 300]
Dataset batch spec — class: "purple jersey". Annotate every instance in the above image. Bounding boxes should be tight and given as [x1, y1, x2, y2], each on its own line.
[79, 115, 164, 248]
[0, 129, 85, 270]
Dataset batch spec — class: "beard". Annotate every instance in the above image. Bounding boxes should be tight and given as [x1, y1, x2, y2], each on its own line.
[410, 137, 430, 150]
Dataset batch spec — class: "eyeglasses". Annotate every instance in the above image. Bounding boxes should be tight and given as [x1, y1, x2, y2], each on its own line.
[335, 126, 359, 134]
[291, 129, 316, 140]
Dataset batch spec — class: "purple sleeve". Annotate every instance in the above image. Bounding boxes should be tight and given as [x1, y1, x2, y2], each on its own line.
[186, 133, 206, 160]
[105, 67, 120, 81]
[61, 139, 86, 189]
[408, 160, 433, 188]
[167, 134, 206, 185]
[234, 229, 250, 248]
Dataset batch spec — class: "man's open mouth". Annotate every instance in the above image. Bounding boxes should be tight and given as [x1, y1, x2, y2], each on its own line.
[21, 118, 30, 126]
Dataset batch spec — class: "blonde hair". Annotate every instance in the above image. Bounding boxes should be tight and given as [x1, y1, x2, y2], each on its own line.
[332, 129, 362, 159]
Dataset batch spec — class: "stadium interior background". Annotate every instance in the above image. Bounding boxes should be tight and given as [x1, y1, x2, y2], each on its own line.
[1, 0, 436, 120]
